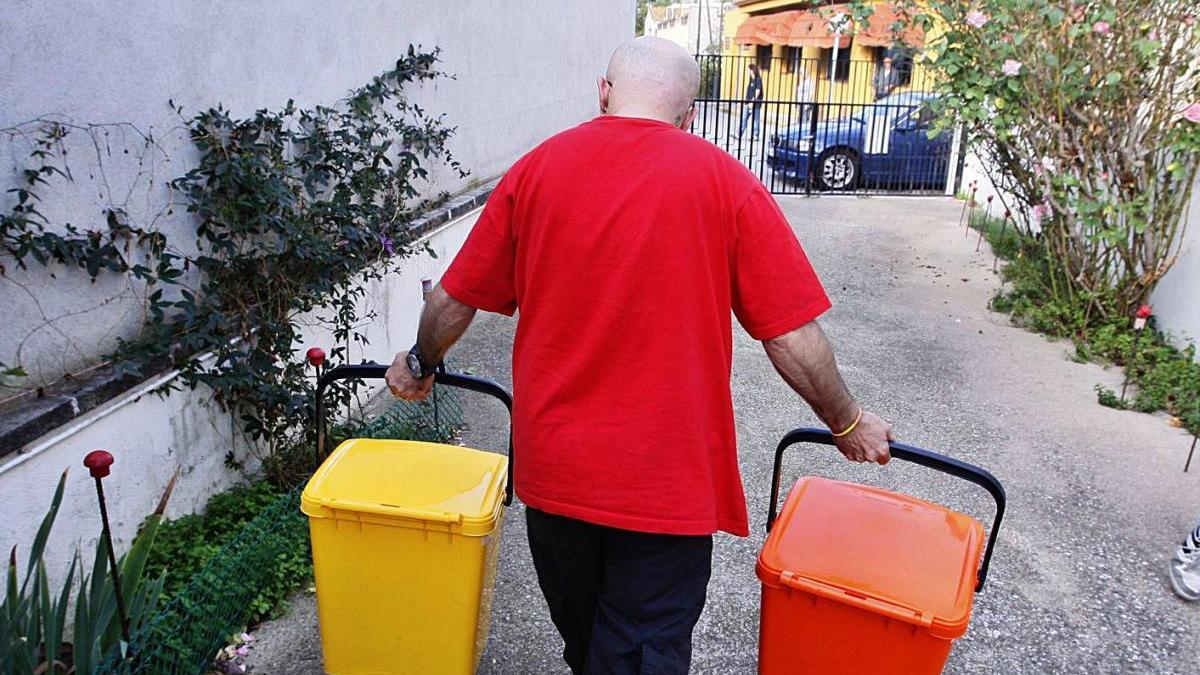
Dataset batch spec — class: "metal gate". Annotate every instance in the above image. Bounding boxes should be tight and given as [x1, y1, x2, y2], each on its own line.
[691, 53, 962, 196]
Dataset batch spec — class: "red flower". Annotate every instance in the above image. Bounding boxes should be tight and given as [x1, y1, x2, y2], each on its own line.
[1135, 304, 1153, 319]
[306, 347, 327, 367]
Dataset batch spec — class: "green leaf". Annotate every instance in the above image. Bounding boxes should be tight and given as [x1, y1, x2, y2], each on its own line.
[21, 470, 67, 597]
[72, 572, 92, 675]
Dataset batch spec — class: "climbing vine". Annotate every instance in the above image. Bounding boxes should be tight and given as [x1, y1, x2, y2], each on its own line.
[1, 46, 463, 453]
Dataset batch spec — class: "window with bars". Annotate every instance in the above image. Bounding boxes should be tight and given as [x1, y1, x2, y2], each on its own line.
[756, 44, 773, 70]
[819, 41, 852, 81]
[783, 46, 801, 73]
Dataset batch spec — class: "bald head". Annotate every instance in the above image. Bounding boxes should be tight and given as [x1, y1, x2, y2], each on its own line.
[600, 36, 700, 124]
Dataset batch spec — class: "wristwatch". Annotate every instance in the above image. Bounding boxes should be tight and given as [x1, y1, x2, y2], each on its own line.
[406, 345, 436, 380]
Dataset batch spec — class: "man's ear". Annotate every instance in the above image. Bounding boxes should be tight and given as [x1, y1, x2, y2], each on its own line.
[597, 76, 611, 114]
[678, 105, 698, 130]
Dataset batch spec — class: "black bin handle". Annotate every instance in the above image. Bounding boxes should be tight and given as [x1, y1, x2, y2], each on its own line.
[315, 363, 515, 506]
[768, 428, 1005, 592]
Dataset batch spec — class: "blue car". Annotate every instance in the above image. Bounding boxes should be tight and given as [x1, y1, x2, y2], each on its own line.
[768, 91, 951, 191]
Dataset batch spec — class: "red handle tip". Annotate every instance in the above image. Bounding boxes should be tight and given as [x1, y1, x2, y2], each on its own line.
[84, 450, 114, 478]
[306, 347, 326, 368]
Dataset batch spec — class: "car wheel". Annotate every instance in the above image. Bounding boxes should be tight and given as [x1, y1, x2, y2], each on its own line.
[816, 148, 859, 191]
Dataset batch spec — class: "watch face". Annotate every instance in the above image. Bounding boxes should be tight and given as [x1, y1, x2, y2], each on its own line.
[407, 351, 423, 377]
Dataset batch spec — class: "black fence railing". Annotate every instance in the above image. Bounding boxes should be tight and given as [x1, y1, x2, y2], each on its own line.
[691, 54, 959, 196]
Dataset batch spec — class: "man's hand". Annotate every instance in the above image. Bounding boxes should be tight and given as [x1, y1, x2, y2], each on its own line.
[384, 351, 434, 401]
[762, 321, 894, 465]
[833, 410, 894, 464]
[386, 285, 478, 401]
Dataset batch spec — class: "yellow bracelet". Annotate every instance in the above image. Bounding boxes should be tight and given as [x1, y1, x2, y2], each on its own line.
[831, 407, 863, 438]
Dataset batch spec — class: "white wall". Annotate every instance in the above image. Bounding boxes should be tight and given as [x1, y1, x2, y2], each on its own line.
[1, 1, 633, 589]
[1, 0, 632, 390]
[959, 150, 1027, 226]
[1151, 178, 1200, 353]
[0, 208, 479, 590]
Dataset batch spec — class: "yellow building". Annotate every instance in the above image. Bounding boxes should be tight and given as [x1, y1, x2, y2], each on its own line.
[717, 0, 935, 116]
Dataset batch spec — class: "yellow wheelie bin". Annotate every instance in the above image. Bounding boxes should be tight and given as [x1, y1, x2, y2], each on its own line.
[302, 364, 514, 674]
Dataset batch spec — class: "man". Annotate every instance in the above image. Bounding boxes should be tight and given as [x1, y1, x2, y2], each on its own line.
[386, 36, 892, 674]
[873, 55, 900, 100]
[795, 65, 817, 127]
[736, 62, 764, 140]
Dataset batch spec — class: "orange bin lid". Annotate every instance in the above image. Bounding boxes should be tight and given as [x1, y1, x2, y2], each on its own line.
[758, 477, 984, 639]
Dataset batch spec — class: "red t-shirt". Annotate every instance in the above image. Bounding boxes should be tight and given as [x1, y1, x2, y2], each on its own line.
[440, 115, 829, 537]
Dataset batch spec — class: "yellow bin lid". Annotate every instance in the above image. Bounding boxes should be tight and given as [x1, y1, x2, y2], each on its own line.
[301, 438, 508, 536]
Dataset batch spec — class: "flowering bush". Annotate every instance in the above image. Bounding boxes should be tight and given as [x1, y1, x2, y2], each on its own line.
[884, 0, 1200, 320]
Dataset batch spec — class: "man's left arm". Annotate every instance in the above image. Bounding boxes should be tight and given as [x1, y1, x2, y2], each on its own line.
[762, 320, 892, 463]
[385, 285, 477, 400]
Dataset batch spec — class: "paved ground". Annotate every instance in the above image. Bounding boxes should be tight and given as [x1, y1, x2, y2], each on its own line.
[245, 195, 1200, 674]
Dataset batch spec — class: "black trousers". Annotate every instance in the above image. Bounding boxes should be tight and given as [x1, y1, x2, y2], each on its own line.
[525, 507, 713, 675]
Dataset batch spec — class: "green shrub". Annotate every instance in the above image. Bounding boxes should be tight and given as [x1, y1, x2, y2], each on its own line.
[145, 481, 308, 620]
[1095, 385, 1130, 410]
[977, 214, 1200, 434]
[2, 472, 175, 674]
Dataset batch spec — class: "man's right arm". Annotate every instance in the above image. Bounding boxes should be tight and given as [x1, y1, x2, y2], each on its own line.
[762, 320, 893, 463]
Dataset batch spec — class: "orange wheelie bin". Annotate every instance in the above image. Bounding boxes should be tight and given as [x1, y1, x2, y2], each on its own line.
[757, 428, 1005, 674]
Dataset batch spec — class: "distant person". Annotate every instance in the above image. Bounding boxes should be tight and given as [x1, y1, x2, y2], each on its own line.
[1170, 517, 1200, 601]
[737, 62, 764, 140]
[873, 55, 900, 100]
[386, 35, 893, 674]
[795, 67, 816, 125]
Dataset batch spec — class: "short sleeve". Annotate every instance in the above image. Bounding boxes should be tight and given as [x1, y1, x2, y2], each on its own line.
[439, 170, 520, 316]
[731, 187, 831, 340]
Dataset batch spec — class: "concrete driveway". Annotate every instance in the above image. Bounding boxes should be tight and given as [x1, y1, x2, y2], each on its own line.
[246, 195, 1200, 674]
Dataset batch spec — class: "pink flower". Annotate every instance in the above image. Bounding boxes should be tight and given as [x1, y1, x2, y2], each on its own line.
[1040, 156, 1055, 172]
[1136, 304, 1153, 319]
[966, 11, 989, 28]
[1030, 201, 1052, 226]
[1184, 103, 1200, 123]
[1093, 22, 1111, 35]
[1002, 59, 1022, 76]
